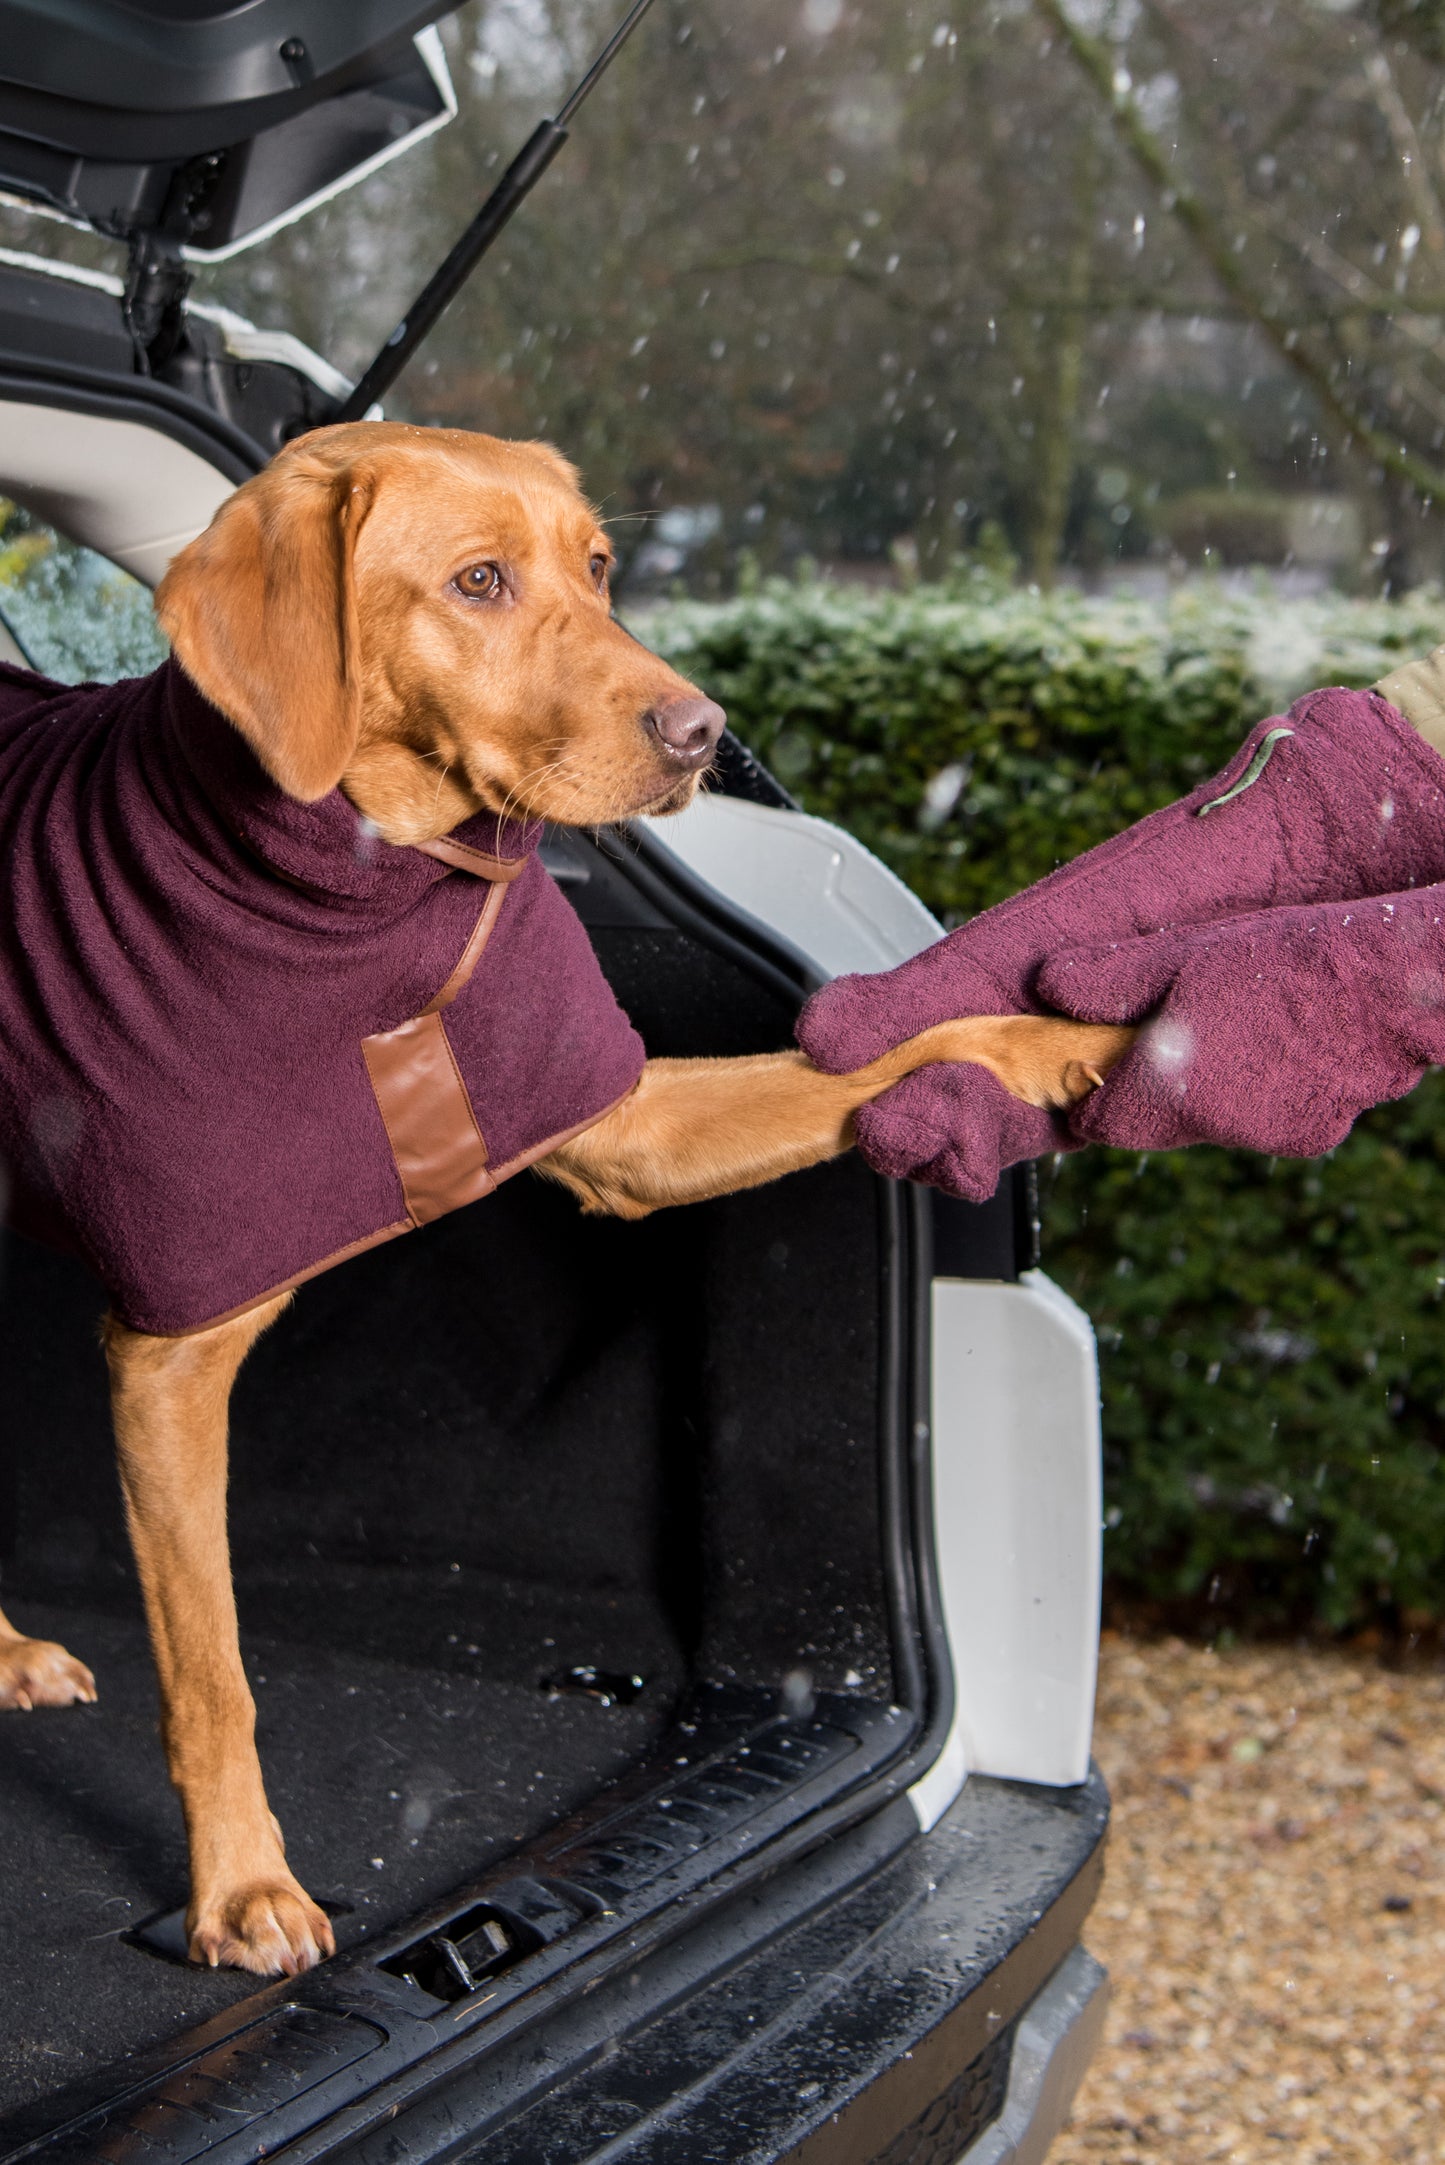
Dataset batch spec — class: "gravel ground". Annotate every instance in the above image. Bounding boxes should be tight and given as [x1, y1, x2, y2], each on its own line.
[1052, 1632, 1445, 2163]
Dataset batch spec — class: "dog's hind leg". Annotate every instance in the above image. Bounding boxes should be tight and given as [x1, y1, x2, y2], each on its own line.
[103, 1294, 335, 1977]
[0, 1606, 97, 1711]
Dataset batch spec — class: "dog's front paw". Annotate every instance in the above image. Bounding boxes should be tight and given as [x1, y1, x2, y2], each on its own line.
[188, 1878, 336, 1976]
[0, 1633, 97, 1711]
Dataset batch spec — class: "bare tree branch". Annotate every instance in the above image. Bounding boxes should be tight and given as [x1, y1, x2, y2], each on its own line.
[1036, 0, 1445, 502]
[1363, 49, 1445, 271]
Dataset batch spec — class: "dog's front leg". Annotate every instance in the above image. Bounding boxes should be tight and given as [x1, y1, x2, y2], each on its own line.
[103, 1296, 334, 1976]
[538, 1014, 1135, 1218]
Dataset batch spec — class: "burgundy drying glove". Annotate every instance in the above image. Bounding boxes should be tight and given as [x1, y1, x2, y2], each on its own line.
[1035, 887, 1445, 1157]
[845, 1064, 1069, 1203]
[799, 685, 1445, 1196]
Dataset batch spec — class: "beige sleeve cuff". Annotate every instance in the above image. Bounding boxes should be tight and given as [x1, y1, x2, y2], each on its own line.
[1375, 643, 1445, 759]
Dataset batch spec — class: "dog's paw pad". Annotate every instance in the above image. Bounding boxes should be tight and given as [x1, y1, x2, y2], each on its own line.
[0, 1636, 97, 1711]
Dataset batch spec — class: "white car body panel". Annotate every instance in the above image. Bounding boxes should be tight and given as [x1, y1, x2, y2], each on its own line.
[915, 1271, 1102, 1817]
[641, 791, 941, 976]
[641, 791, 1103, 1815]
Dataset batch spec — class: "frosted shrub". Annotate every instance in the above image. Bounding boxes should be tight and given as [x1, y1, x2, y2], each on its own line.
[0, 519, 167, 685]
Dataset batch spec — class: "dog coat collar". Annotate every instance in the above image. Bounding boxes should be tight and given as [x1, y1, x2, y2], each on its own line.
[0, 658, 645, 1335]
[156, 659, 543, 903]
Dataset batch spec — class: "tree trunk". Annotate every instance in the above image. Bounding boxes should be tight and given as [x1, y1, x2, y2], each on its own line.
[1029, 131, 1096, 590]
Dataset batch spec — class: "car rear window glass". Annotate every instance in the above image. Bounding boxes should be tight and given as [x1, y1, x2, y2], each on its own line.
[0, 500, 167, 684]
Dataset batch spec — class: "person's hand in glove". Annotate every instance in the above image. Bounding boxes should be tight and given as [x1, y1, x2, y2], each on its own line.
[799, 683, 1445, 1196]
[1033, 887, 1445, 1157]
[824, 1061, 1069, 1203]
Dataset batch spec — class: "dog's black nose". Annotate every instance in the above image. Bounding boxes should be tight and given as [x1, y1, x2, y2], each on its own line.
[644, 695, 726, 767]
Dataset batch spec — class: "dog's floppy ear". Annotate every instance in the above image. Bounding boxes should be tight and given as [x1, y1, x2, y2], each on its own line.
[156, 448, 376, 802]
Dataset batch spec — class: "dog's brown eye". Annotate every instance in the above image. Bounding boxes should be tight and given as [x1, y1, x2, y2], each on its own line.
[454, 562, 503, 600]
[589, 554, 610, 587]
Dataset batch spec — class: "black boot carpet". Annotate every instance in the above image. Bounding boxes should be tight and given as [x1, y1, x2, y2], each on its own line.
[0, 1564, 680, 2117]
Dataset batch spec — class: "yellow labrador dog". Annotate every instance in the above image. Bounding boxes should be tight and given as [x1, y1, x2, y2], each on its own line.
[0, 423, 1129, 1974]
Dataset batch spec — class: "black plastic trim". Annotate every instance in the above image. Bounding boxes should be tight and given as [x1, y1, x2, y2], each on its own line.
[709, 729, 798, 810]
[598, 820, 821, 999]
[586, 823, 957, 1797]
[0, 5, 446, 144]
[577, 824, 955, 1788]
[0, 354, 266, 482]
[876, 1178, 929, 1734]
[0, 1697, 931, 2164]
[290, 1771, 1110, 2163]
[931, 1177, 1023, 1283]
[1015, 1157, 1043, 1271]
[586, 823, 953, 1769]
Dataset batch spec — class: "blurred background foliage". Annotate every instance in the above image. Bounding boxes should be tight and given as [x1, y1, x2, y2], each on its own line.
[17, 0, 1445, 594]
[8, 0, 1445, 1631]
[0, 503, 167, 683]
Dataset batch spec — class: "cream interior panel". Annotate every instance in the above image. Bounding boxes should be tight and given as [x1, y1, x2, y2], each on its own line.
[0, 401, 235, 585]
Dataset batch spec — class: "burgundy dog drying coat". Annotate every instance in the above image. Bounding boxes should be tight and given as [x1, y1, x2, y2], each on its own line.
[799, 685, 1445, 1195]
[0, 658, 645, 1335]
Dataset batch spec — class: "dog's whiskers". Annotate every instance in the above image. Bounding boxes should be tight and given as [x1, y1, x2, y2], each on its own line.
[544, 762, 632, 832]
[494, 755, 568, 832]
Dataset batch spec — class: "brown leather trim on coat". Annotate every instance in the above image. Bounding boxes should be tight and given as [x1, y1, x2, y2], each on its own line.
[415, 834, 533, 881]
[363, 879, 511, 1222]
[152, 1080, 645, 1340]
[363, 1011, 493, 1224]
[152, 1218, 414, 1339]
[421, 879, 506, 1015]
[483, 1079, 645, 1189]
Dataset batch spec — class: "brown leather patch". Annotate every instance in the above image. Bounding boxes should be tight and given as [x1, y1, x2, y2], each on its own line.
[362, 1010, 493, 1225]
[360, 883, 512, 1224]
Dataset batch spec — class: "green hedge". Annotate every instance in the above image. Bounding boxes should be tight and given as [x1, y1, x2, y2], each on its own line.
[645, 574, 1445, 1633]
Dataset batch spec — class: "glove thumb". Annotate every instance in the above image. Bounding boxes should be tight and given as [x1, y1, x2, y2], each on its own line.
[796, 972, 893, 1074]
[1034, 928, 1190, 1024]
[852, 1064, 1066, 1201]
[797, 944, 1012, 1075]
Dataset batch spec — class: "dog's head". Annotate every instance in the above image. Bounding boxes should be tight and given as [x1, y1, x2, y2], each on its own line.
[155, 422, 724, 840]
